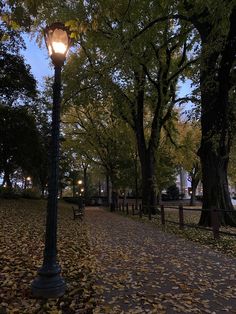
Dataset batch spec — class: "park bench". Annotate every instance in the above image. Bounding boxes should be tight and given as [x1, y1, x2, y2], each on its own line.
[72, 205, 84, 220]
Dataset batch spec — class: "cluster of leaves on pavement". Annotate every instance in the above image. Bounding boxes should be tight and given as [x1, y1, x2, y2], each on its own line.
[0, 199, 95, 313]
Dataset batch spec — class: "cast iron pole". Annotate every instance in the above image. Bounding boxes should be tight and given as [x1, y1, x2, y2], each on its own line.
[31, 64, 66, 298]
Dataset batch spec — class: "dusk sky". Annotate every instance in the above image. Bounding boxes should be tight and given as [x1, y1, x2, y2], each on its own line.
[21, 35, 53, 89]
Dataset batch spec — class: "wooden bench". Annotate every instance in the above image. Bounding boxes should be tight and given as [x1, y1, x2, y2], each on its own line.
[72, 206, 84, 220]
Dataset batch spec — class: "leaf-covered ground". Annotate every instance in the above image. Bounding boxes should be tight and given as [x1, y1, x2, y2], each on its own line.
[0, 199, 95, 313]
[1, 202, 236, 313]
[87, 207, 236, 313]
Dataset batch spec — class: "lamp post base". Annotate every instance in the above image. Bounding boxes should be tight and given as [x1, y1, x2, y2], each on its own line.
[31, 273, 66, 298]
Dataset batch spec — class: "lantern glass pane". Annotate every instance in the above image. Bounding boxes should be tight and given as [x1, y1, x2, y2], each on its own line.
[51, 29, 68, 54]
[46, 34, 53, 56]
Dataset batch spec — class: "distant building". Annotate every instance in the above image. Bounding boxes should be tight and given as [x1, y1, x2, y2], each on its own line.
[176, 168, 190, 199]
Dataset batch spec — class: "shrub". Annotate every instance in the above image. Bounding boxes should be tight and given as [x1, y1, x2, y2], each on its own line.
[0, 187, 20, 199]
[21, 188, 41, 199]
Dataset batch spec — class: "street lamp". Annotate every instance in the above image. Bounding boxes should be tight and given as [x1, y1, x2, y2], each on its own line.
[31, 22, 71, 298]
[78, 180, 83, 196]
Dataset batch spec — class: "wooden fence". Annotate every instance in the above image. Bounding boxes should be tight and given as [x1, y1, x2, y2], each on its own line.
[112, 202, 236, 240]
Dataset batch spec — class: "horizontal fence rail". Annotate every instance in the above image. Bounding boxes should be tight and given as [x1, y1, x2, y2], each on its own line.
[112, 202, 236, 240]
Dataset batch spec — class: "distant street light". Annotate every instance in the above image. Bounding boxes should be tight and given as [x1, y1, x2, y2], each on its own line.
[31, 22, 71, 298]
[24, 176, 31, 189]
[78, 180, 83, 196]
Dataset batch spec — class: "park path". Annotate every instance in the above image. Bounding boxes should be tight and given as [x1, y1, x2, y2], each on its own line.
[84, 207, 236, 314]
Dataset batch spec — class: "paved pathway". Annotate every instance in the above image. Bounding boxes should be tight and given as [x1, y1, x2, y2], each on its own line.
[85, 207, 236, 313]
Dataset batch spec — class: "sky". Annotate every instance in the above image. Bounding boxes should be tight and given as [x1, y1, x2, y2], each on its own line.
[21, 35, 53, 89]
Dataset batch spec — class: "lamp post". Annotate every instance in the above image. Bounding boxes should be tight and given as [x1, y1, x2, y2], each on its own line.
[31, 22, 71, 298]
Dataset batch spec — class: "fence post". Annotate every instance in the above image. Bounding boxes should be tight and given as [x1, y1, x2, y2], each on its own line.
[161, 204, 165, 226]
[179, 204, 184, 229]
[211, 207, 220, 240]
[126, 203, 129, 215]
[132, 204, 134, 215]
[139, 204, 142, 218]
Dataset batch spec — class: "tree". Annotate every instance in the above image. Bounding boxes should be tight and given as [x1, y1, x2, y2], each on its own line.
[0, 10, 37, 106]
[9, 0, 236, 225]
[228, 135, 236, 194]
[0, 105, 42, 188]
[62, 100, 137, 205]
[178, 1, 236, 226]
[57, 1, 197, 218]
[176, 121, 201, 206]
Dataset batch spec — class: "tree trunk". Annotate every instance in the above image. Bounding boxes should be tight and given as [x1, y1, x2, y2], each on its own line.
[140, 149, 157, 219]
[83, 166, 88, 203]
[186, 6, 236, 226]
[198, 44, 236, 226]
[199, 141, 236, 226]
[3, 170, 12, 188]
[106, 174, 112, 206]
[190, 177, 199, 206]
[134, 150, 139, 210]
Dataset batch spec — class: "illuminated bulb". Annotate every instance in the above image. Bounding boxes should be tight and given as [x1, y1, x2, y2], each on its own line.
[52, 42, 67, 54]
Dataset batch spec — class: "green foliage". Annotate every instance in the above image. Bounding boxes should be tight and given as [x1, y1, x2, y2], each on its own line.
[62, 99, 137, 191]
[0, 105, 42, 186]
[0, 7, 37, 106]
[0, 53, 37, 105]
[156, 141, 178, 192]
[58, 1, 197, 205]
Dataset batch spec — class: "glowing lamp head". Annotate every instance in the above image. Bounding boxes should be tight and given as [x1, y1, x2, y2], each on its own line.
[44, 22, 71, 66]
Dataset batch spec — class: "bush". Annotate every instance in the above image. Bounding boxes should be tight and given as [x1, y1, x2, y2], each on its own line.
[21, 188, 41, 199]
[0, 187, 20, 199]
